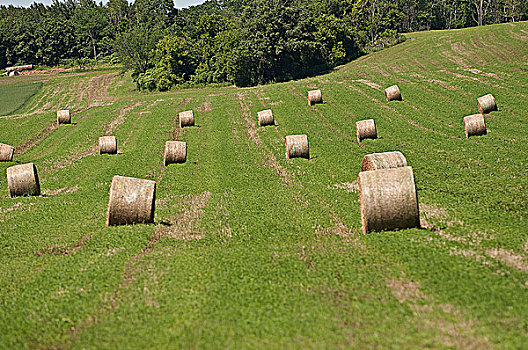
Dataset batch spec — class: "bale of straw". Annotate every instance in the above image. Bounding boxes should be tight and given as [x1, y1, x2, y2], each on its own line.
[106, 175, 156, 226]
[384, 85, 402, 101]
[308, 90, 322, 106]
[477, 94, 497, 114]
[361, 151, 407, 172]
[463, 114, 487, 138]
[179, 110, 194, 127]
[356, 119, 377, 143]
[7, 163, 40, 197]
[164, 141, 187, 165]
[358, 166, 420, 235]
[285, 135, 309, 159]
[0, 143, 15, 162]
[257, 109, 275, 126]
[57, 110, 71, 124]
[98, 136, 117, 155]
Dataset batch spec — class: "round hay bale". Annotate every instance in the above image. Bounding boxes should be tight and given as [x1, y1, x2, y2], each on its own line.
[257, 109, 274, 126]
[57, 110, 71, 125]
[361, 151, 407, 172]
[285, 135, 309, 159]
[179, 110, 194, 127]
[384, 85, 402, 101]
[308, 90, 322, 106]
[106, 175, 156, 227]
[358, 166, 420, 235]
[164, 141, 187, 165]
[6, 163, 40, 198]
[356, 119, 377, 143]
[477, 94, 497, 114]
[463, 114, 487, 138]
[98, 136, 117, 155]
[0, 143, 15, 162]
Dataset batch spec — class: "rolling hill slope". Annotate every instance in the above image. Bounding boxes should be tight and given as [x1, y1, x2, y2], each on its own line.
[0, 22, 527, 348]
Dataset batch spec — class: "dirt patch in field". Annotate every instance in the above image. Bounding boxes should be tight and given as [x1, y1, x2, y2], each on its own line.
[408, 72, 457, 90]
[442, 70, 500, 88]
[286, 85, 302, 96]
[465, 68, 501, 80]
[254, 89, 272, 108]
[387, 278, 491, 348]
[353, 79, 382, 90]
[441, 50, 469, 68]
[104, 102, 143, 134]
[43, 185, 79, 196]
[14, 122, 58, 156]
[486, 248, 528, 274]
[0, 202, 34, 215]
[386, 279, 430, 303]
[200, 101, 212, 113]
[159, 191, 212, 241]
[36, 234, 92, 256]
[372, 67, 391, 77]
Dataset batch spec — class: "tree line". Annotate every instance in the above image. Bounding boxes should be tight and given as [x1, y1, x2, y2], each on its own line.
[1, 0, 526, 89]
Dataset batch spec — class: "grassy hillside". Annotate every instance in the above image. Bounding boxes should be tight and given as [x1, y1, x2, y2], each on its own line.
[0, 22, 527, 348]
[0, 79, 42, 116]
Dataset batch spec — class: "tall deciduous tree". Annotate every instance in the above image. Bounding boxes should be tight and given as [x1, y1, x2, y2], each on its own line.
[74, 0, 108, 60]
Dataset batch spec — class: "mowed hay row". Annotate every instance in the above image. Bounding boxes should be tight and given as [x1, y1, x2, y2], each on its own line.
[477, 94, 498, 114]
[361, 151, 407, 172]
[285, 134, 309, 159]
[0, 143, 15, 162]
[464, 114, 487, 138]
[164, 141, 186, 165]
[356, 119, 377, 143]
[106, 175, 156, 227]
[257, 109, 275, 126]
[98, 136, 117, 155]
[308, 90, 322, 106]
[359, 167, 420, 235]
[7, 163, 41, 198]
[57, 110, 71, 124]
[384, 85, 402, 101]
[179, 110, 195, 127]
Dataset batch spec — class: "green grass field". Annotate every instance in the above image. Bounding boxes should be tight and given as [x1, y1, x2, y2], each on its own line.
[0, 79, 43, 116]
[1, 22, 527, 348]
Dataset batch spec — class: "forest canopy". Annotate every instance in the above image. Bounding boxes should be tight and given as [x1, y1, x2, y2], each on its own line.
[1, 0, 526, 89]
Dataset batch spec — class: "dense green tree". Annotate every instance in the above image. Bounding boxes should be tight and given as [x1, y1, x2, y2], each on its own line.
[74, 0, 108, 60]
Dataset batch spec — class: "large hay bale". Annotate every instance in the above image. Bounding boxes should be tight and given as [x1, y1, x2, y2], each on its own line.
[106, 175, 156, 226]
[361, 151, 407, 172]
[356, 119, 377, 143]
[477, 94, 497, 114]
[384, 85, 402, 101]
[308, 90, 322, 106]
[463, 114, 487, 138]
[285, 135, 309, 159]
[0, 143, 15, 162]
[6, 163, 40, 197]
[164, 141, 187, 165]
[179, 110, 194, 127]
[358, 166, 420, 235]
[98, 136, 117, 155]
[257, 109, 275, 126]
[57, 110, 71, 125]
